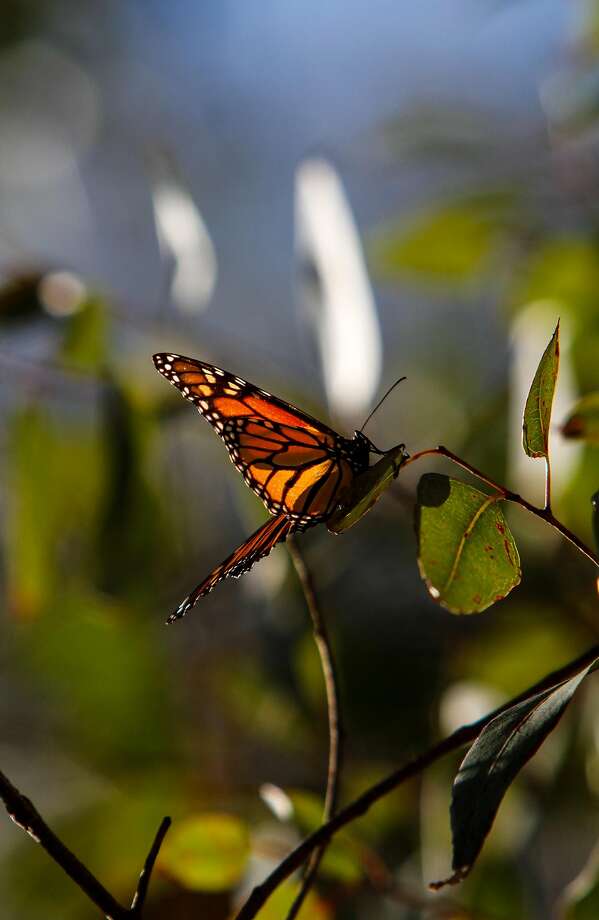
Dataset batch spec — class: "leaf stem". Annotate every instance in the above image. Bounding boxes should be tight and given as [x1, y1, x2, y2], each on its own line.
[544, 456, 552, 513]
[403, 446, 599, 569]
[233, 644, 599, 920]
[286, 537, 344, 919]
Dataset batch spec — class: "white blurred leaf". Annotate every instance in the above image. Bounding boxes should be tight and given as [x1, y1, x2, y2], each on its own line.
[295, 157, 382, 421]
[152, 178, 217, 312]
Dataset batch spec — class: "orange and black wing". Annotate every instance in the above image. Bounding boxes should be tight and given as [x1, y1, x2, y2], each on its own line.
[168, 513, 295, 622]
[153, 353, 356, 525]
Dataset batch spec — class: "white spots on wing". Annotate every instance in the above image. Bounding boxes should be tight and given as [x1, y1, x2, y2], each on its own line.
[215, 421, 224, 431]
[199, 400, 209, 410]
[214, 368, 224, 376]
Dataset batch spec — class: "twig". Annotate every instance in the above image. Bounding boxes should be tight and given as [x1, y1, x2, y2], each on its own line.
[130, 816, 171, 913]
[0, 768, 169, 919]
[234, 644, 599, 920]
[403, 446, 599, 569]
[286, 536, 344, 919]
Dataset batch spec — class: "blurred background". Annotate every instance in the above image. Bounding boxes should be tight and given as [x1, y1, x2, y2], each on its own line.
[1, 1, 599, 917]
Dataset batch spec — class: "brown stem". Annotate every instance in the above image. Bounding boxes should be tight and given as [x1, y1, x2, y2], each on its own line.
[286, 537, 344, 919]
[403, 446, 599, 569]
[0, 768, 169, 919]
[233, 644, 599, 920]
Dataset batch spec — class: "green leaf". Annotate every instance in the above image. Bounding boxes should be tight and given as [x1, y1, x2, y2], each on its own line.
[562, 393, 599, 444]
[6, 407, 103, 617]
[432, 659, 598, 889]
[511, 238, 599, 317]
[21, 589, 176, 765]
[416, 474, 521, 614]
[327, 445, 408, 534]
[522, 321, 560, 459]
[372, 192, 513, 283]
[158, 813, 249, 891]
[60, 296, 108, 371]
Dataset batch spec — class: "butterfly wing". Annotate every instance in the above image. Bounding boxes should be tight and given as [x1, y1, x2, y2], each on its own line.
[168, 513, 295, 622]
[153, 353, 358, 524]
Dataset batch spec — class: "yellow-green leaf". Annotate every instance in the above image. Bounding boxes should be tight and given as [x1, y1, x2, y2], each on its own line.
[159, 813, 249, 891]
[416, 474, 521, 614]
[522, 321, 560, 459]
[561, 393, 599, 444]
[372, 192, 513, 283]
[327, 445, 408, 534]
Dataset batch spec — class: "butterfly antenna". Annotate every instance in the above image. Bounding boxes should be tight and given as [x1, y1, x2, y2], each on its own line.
[359, 376, 407, 434]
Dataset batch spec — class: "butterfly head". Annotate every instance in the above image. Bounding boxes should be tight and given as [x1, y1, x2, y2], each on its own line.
[350, 430, 383, 468]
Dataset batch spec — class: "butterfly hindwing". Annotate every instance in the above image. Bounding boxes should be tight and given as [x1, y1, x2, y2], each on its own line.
[168, 513, 295, 622]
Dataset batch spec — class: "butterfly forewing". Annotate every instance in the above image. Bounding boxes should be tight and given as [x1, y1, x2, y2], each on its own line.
[153, 353, 359, 525]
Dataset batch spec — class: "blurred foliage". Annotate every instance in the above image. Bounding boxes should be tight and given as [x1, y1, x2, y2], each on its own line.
[2, 3, 599, 920]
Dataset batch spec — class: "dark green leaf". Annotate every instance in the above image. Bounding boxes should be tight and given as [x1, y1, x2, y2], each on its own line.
[562, 393, 599, 444]
[416, 474, 521, 614]
[158, 813, 249, 891]
[327, 445, 408, 534]
[432, 659, 598, 888]
[0, 271, 45, 325]
[522, 321, 560, 459]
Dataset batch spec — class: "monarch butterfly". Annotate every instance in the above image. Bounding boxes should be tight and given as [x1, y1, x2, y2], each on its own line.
[154, 353, 404, 622]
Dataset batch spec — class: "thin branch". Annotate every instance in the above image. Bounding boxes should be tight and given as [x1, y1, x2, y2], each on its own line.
[0, 768, 128, 919]
[403, 445, 599, 569]
[544, 456, 552, 513]
[0, 767, 170, 919]
[286, 536, 344, 919]
[234, 644, 599, 920]
[130, 816, 171, 913]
